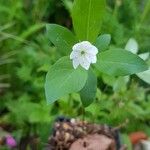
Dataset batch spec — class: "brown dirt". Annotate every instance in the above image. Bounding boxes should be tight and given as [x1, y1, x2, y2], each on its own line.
[47, 118, 126, 150]
[70, 134, 116, 150]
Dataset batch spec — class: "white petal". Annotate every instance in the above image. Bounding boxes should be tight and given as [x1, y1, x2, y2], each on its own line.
[85, 54, 97, 63]
[86, 46, 98, 55]
[77, 41, 91, 51]
[138, 52, 149, 61]
[70, 41, 98, 70]
[80, 41, 91, 48]
[72, 41, 90, 51]
[125, 38, 138, 54]
[70, 51, 74, 59]
[79, 41, 97, 54]
[72, 58, 80, 69]
[81, 61, 90, 70]
[79, 56, 90, 70]
[91, 55, 97, 63]
[70, 51, 80, 59]
[72, 43, 81, 51]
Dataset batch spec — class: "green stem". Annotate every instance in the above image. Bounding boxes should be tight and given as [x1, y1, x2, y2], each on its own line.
[113, 0, 120, 18]
[137, 0, 150, 31]
[81, 105, 86, 131]
[140, 0, 150, 24]
[67, 94, 72, 115]
[82, 106, 85, 122]
[113, 4, 118, 17]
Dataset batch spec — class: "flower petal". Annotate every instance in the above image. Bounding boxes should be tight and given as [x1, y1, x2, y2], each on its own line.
[86, 46, 98, 55]
[79, 56, 90, 70]
[70, 51, 80, 59]
[70, 41, 98, 70]
[80, 41, 91, 48]
[75, 41, 91, 51]
[72, 58, 80, 69]
[85, 54, 97, 63]
[91, 55, 97, 63]
[72, 42, 86, 51]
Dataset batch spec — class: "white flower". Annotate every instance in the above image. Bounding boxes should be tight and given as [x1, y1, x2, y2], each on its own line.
[70, 41, 98, 70]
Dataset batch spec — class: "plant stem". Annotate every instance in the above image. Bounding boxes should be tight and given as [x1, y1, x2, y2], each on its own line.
[82, 106, 85, 122]
[81, 106, 86, 131]
[67, 94, 72, 116]
[137, 0, 150, 31]
[140, 0, 150, 24]
[113, 1, 118, 18]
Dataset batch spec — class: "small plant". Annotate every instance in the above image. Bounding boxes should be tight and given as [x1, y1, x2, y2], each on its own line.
[45, 0, 148, 108]
[125, 38, 150, 84]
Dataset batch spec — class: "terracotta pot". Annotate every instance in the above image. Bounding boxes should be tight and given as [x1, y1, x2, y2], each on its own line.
[129, 131, 148, 145]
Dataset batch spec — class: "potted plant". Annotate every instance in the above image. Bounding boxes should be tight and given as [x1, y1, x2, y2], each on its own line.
[44, 0, 148, 149]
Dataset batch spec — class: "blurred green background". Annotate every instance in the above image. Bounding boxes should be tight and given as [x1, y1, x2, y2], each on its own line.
[0, 0, 150, 149]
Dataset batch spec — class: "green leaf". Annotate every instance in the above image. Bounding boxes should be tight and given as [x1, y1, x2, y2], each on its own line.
[102, 74, 129, 91]
[72, 0, 106, 42]
[80, 69, 97, 107]
[95, 34, 111, 51]
[102, 74, 117, 86]
[45, 56, 88, 104]
[46, 24, 77, 55]
[20, 23, 46, 39]
[63, 0, 73, 13]
[85, 102, 100, 118]
[95, 49, 148, 76]
[113, 76, 129, 92]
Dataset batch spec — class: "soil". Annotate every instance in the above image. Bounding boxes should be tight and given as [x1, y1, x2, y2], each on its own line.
[47, 117, 127, 150]
[70, 134, 116, 150]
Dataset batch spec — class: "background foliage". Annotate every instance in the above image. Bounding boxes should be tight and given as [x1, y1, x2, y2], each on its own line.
[0, 0, 150, 149]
